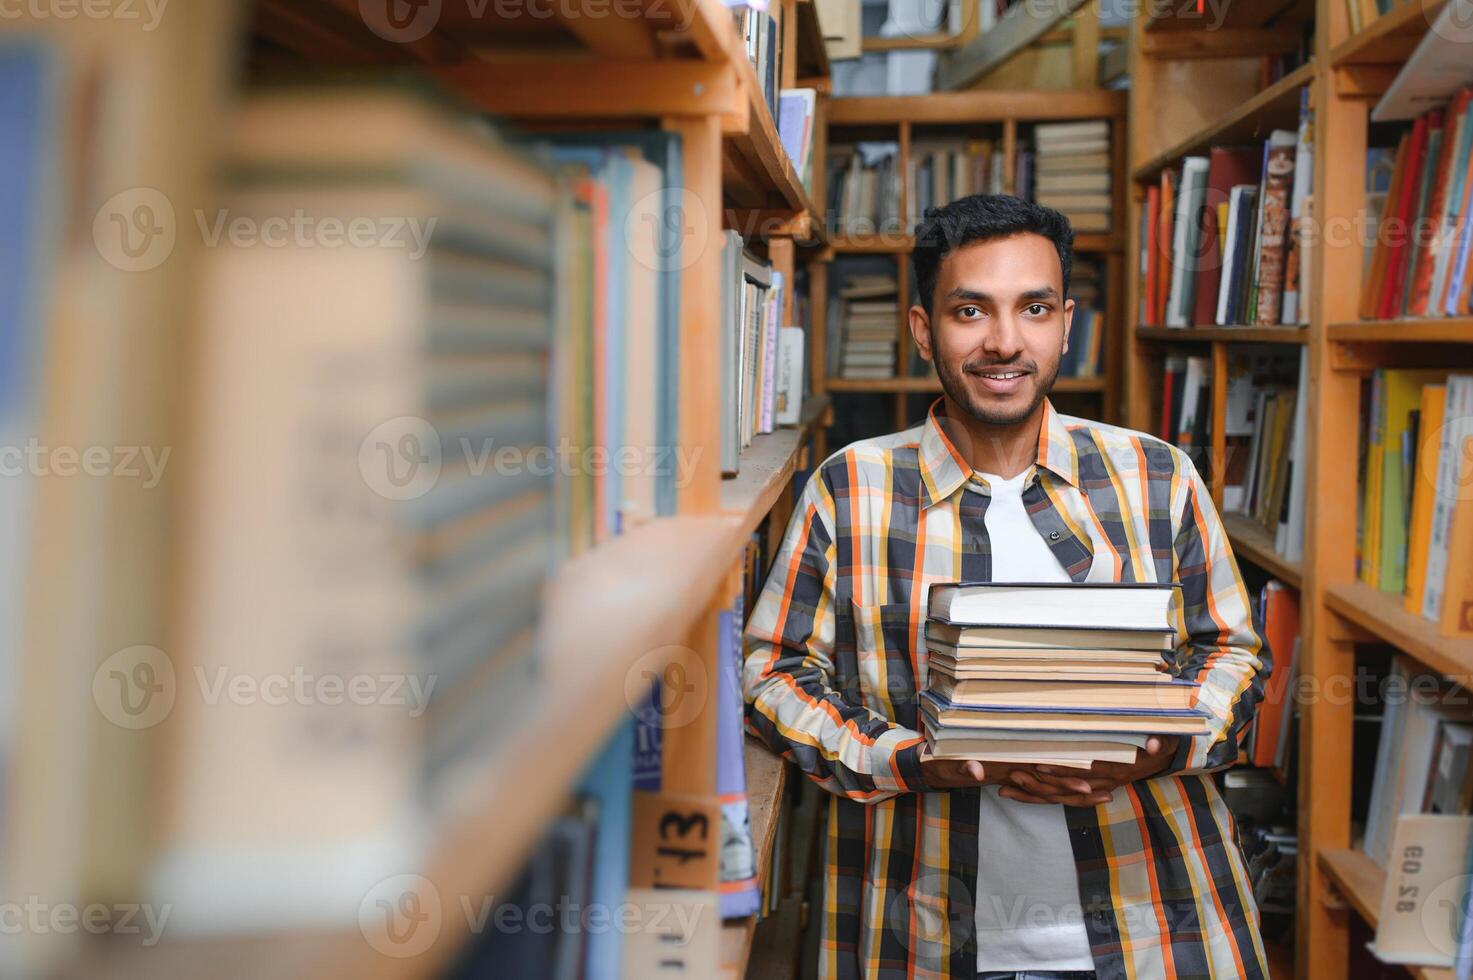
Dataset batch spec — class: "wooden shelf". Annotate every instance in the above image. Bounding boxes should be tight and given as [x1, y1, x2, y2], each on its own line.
[1223, 512, 1303, 589]
[828, 89, 1126, 125]
[719, 739, 790, 978]
[1137, 325, 1310, 344]
[1132, 62, 1316, 183]
[1330, 0, 1448, 67]
[1319, 848, 1455, 980]
[1144, 0, 1313, 33]
[1324, 580, 1473, 678]
[826, 375, 1107, 393]
[1327, 318, 1473, 343]
[831, 233, 1120, 253]
[721, 395, 830, 535]
[793, 0, 830, 79]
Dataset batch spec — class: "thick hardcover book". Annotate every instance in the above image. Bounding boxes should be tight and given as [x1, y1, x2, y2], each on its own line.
[927, 581, 1179, 631]
[1193, 146, 1261, 326]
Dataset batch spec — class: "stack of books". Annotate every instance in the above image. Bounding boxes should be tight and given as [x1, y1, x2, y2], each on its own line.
[921, 582, 1207, 767]
[827, 144, 902, 236]
[836, 273, 898, 379]
[1032, 120, 1113, 233]
[906, 138, 1005, 218]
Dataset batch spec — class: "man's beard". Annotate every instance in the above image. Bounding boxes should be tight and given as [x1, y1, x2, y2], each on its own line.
[934, 352, 1059, 427]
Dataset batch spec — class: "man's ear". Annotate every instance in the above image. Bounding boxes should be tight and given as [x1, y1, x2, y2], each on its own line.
[908, 305, 933, 362]
[1061, 297, 1075, 352]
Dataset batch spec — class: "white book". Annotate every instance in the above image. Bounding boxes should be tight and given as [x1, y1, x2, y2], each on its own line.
[1278, 348, 1310, 561]
[1166, 156, 1210, 327]
[1217, 185, 1252, 325]
[775, 326, 805, 426]
[926, 582, 1179, 631]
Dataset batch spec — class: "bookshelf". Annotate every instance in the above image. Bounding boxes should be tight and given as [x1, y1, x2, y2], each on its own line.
[30, 1, 830, 978]
[816, 89, 1129, 431]
[1125, 0, 1473, 974]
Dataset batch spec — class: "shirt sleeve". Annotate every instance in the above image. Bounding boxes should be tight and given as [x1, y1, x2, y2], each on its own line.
[1165, 457, 1271, 775]
[742, 466, 928, 801]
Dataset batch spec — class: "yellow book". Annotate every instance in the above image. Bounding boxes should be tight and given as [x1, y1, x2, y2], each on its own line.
[1379, 371, 1446, 594]
[1405, 385, 1447, 614]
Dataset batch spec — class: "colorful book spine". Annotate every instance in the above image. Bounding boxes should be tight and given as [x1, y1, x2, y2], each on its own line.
[716, 584, 760, 918]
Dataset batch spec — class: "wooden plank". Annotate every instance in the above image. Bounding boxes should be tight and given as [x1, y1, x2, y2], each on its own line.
[1210, 341, 1227, 509]
[794, 0, 832, 78]
[810, 261, 829, 399]
[863, 32, 963, 51]
[828, 89, 1126, 123]
[438, 60, 742, 119]
[1071, 0, 1101, 89]
[1100, 40, 1129, 85]
[720, 396, 831, 538]
[553, 0, 659, 57]
[1333, 64, 1401, 98]
[1329, 0, 1447, 66]
[1140, 24, 1305, 58]
[937, 0, 1089, 90]
[1132, 62, 1316, 182]
[669, 113, 726, 515]
[1327, 318, 1473, 343]
[1136, 326, 1309, 343]
[1325, 582, 1473, 679]
[1223, 512, 1304, 589]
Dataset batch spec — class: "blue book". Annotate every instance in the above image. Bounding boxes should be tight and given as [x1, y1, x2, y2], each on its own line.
[578, 717, 635, 980]
[717, 591, 760, 918]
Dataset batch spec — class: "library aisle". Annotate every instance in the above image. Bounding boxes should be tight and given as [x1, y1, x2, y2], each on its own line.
[1, 0, 1471, 977]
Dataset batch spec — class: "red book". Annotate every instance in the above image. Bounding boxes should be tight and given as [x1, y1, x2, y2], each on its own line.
[1251, 580, 1301, 769]
[1159, 366, 1178, 442]
[1408, 104, 1460, 317]
[1144, 185, 1161, 326]
[1379, 113, 1431, 320]
[1193, 146, 1262, 326]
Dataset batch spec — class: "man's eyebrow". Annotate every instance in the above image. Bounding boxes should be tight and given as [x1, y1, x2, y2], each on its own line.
[943, 285, 1060, 303]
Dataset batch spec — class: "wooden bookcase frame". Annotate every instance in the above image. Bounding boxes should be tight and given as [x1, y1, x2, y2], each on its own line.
[813, 89, 1129, 437]
[54, 0, 833, 977]
[1124, 0, 1471, 975]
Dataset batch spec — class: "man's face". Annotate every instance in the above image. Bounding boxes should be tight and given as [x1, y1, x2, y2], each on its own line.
[908, 233, 1073, 426]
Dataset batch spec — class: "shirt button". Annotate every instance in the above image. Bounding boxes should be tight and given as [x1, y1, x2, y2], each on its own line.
[1049, 531, 1061, 541]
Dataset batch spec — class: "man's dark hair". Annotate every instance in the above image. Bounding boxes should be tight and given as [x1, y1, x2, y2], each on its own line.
[911, 194, 1074, 316]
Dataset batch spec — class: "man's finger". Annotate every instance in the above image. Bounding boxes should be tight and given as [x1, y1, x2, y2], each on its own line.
[1015, 769, 1092, 796]
[998, 787, 1053, 805]
[1145, 736, 1163, 755]
[965, 761, 985, 782]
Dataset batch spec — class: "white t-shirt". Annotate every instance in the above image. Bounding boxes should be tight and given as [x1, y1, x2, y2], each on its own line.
[972, 469, 1095, 972]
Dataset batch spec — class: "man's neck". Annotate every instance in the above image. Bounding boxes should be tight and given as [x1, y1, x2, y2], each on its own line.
[940, 394, 1046, 479]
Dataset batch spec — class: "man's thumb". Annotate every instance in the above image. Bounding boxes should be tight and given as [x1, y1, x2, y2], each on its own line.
[965, 761, 985, 781]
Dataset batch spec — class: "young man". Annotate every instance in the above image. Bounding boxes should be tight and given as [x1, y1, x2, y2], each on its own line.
[743, 196, 1271, 980]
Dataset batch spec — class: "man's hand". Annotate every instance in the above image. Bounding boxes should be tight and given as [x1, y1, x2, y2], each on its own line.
[918, 747, 1026, 789]
[997, 736, 1180, 807]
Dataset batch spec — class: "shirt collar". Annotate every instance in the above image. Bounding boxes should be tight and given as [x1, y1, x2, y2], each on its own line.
[918, 397, 1079, 508]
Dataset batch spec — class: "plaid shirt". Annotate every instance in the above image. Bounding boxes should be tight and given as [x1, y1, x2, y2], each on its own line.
[743, 399, 1271, 980]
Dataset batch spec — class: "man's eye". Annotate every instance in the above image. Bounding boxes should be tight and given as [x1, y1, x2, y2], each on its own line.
[958, 305, 983, 318]
[1024, 304, 1049, 316]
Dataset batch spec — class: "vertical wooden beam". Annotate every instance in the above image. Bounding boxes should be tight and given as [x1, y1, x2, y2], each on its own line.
[1103, 250, 1123, 424]
[781, 0, 800, 90]
[896, 253, 912, 430]
[1123, 13, 1153, 432]
[810, 259, 829, 399]
[899, 119, 913, 231]
[1002, 118, 1018, 195]
[666, 114, 725, 515]
[1071, 0, 1101, 90]
[1210, 341, 1227, 509]
[1298, 19, 1359, 976]
[770, 237, 797, 325]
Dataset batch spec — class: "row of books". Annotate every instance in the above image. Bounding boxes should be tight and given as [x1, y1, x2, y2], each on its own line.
[1061, 257, 1107, 379]
[720, 233, 807, 473]
[1140, 89, 1315, 328]
[1158, 349, 1308, 561]
[1362, 658, 1473, 975]
[735, 1, 784, 123]
[922, 583, 1204, 768]
[1359, 86, 1473, 322]
[1247, 581, 1300, 776]
[826, 121, 1113, 235]
[1358, 371, 1473, 635]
